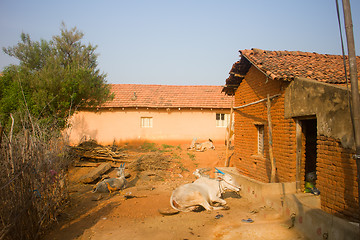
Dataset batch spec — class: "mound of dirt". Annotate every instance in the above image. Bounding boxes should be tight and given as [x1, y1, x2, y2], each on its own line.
[128, 152, 172, 172]
[126, 152, 175, 183]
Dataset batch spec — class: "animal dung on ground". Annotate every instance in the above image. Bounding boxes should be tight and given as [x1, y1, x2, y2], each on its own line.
[241, 218, 254, 223]
[158, 207, 180, 216]
[136, 185, 155, 191]
[123, 194, 147, 200]
[215, 214, 224, 219]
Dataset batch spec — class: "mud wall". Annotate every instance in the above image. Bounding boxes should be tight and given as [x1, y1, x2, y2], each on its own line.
[285, 77, 359, 222]
[284, 77, 354, 149]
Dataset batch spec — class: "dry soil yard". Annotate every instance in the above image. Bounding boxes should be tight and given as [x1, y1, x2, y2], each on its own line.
[44, 142, 307, 240]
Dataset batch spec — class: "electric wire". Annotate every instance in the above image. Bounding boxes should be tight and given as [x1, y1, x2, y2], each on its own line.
[335, 0, 356, 141]
[334, 0, 358, 231]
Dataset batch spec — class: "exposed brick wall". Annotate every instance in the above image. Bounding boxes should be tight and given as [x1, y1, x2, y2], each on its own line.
[232, 65, 359, 222]
[317, 135, 359, 222]
[232, 66, 297, 183]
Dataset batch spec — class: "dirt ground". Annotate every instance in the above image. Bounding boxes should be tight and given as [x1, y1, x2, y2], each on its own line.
[44, 143, 307, 240]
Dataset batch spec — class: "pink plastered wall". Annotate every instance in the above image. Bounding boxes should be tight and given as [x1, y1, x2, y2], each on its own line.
[66, 108, 230, 145]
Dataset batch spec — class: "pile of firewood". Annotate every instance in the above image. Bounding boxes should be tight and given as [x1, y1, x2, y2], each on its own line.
[71, 140, 128, 163]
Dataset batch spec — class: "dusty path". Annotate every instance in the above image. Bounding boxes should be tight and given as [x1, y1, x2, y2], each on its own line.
[45, 144, 307, 240]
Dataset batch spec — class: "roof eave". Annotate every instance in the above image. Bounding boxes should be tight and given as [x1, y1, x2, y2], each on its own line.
[88, 106, 231, 110]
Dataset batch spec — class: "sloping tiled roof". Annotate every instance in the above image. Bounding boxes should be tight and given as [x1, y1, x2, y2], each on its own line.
[101, 84, 232, 109]
[224, 48, 360, 94]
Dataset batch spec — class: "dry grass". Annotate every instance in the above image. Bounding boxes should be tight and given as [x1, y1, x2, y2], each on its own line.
[0, 123, 73, 239]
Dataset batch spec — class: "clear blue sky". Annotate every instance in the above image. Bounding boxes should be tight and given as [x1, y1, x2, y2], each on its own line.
[0, 0, 359, 85]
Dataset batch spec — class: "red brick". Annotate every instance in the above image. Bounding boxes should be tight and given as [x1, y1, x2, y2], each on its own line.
[231, 65, 359, 222]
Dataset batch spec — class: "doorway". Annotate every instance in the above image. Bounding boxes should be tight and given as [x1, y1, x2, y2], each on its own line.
[301, 119, 318, 182]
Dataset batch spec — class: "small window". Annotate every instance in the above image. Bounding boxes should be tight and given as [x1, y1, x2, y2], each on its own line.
[216, 113, 229, 127]
[141, 117, 153, 128]
[256, 124, 264, 155]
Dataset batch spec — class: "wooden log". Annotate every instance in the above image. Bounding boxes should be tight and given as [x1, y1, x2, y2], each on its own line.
[225, 99, 234, 167]
[79, 162, 111, 183]
[267, 94, 276, 183]
[74, 162, 101, 167]
[80, 155, 130, 162]
[0, 124, 3, 147]
[295, 120, 302, 192]
[74, 162, 129, 168]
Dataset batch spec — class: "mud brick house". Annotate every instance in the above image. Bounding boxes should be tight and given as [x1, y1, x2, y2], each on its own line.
[223, 48, 360, 222]
[67, 84, 233, 145]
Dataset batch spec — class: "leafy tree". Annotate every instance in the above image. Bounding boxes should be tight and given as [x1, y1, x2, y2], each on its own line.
[0, 23, 112, 131]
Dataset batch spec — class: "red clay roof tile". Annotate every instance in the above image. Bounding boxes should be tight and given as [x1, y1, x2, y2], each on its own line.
[239, 49, 360, 84]
[101, 84, 232, 109]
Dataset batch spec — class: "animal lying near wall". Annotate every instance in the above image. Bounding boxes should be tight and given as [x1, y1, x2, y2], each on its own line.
[92, 164, 127, 193]
[170, 168, 240, 212]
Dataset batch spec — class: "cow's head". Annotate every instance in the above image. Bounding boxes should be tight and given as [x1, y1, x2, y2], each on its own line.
[215, 168, 241, 192]
[117, 163, 126, 178]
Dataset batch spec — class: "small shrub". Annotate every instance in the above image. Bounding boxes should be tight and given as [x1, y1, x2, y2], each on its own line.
[159, 144, 175, 152]
[172, 153, 181, 160]
[141, 142, 158, 152]
[161, 144, 174, 149]
[187, 152, 196, 161]
[179, 165, 189, 172]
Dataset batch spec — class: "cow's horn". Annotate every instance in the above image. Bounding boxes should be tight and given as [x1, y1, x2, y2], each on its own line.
[215, 168, 225, 175]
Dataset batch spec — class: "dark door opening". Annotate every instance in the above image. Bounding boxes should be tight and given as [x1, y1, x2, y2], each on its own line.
[302, 119, 318, 183]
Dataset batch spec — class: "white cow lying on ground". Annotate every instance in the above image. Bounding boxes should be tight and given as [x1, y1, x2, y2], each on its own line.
[196, 139, 215, 151]
[188, 138, 215, 152]
[170, 168, 240, 212]
[92, 164, 127, 193]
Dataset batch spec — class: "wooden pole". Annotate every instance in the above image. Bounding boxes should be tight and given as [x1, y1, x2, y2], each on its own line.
[342, 0, 360, 231]
[0, 123, 3, 147]
[267, 94, 276, 183]
[295, 120, 302, 192]
[225, 99, 234, 167]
